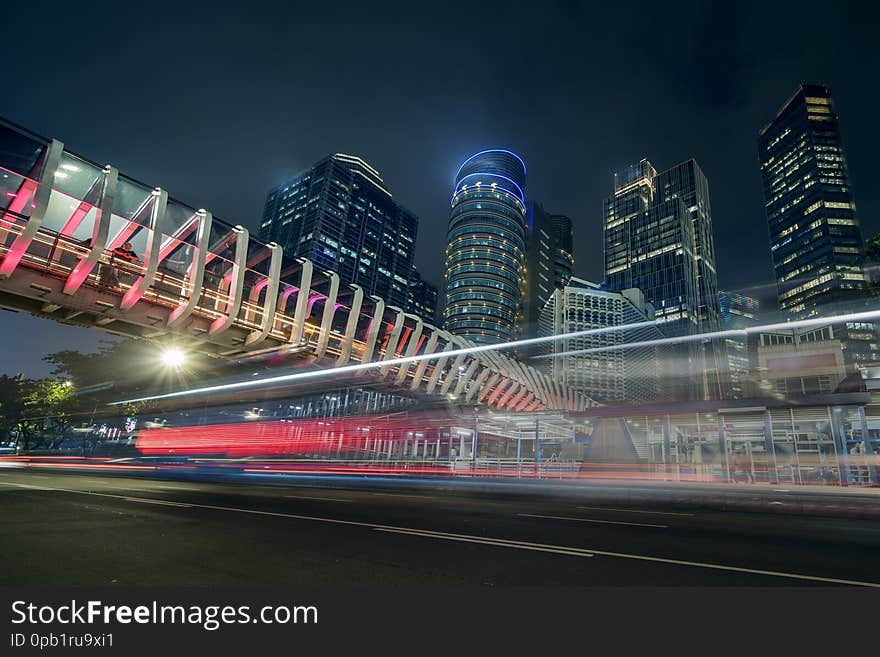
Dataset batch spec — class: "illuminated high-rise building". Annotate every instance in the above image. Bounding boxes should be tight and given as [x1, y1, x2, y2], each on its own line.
[442, 149, 527, 344]
[407, 267, 439, 324]
[604, 159, 697, 334]
[759, 84, 879, 367]
[521, 202, 574, 339]
[759, 84, 868, 318]
[603, 158, 724, 399]
[537, 278, 662, 402]
[549, 212, 574, 290]
[260, 153, 423, 314]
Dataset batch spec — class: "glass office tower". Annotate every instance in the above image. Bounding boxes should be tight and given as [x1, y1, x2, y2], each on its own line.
[550, 212, 574, 289]
[604, 159, 700, 336]
[443, 149, 528, 344]
[759, 84, 868, 318]
[604, 158, 724, 399]
[521, 201, 574, 339]
[260, 153, 421, 313]
[654, 160, 722, 333]
[759, 84, 877, 366]
[719, 291, 760, 399]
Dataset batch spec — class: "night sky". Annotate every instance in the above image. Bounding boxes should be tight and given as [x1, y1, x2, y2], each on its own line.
[2, 1, 879, 377]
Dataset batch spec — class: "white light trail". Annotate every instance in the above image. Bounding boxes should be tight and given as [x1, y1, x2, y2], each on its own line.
[533, 308, 880, 359]
[110, 308, 880, 406]
[110, 319, 660, 405]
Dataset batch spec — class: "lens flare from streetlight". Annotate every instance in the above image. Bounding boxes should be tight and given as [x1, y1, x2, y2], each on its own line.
[161, 348, 185, 369]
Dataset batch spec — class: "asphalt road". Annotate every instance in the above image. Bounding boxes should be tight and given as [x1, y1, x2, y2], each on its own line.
[2, 469, 880, 587]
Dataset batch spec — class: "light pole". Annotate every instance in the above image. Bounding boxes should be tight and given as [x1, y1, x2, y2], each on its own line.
[535, 417, 541, 478]
[471, 411, 479, 472]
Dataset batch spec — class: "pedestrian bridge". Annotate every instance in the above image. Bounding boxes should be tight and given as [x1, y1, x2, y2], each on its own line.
[0, 117, 592, 412]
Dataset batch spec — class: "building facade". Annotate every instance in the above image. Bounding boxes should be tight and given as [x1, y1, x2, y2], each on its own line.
[758, 84, 869, 319]
[719, 291, 760, 399]
[442, 149, 528, 344]
[603, 158, 723, 399]
[654, 161, 722, 333]
[537, 278, 663, 403]
[521, 201, 574, 339]
[406, 267, 439, 324]
[749, 325, 849, 398]
[550, 212, 574, 290]
[260, 153, 423, 314]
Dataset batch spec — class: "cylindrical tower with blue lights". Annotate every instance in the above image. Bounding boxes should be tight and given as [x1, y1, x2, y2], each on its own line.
[442, 149, 527, 344]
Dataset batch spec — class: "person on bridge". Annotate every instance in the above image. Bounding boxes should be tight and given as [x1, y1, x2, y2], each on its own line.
[100, 242, 139, 288]
[113, 242, 139, 262]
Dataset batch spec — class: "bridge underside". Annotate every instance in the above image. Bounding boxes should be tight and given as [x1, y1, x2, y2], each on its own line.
[0, 117, 593, 413]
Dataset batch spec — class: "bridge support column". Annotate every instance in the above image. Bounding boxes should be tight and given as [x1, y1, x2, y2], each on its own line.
[288, 258, 314, 345]
[314, 272, 340, 358]
[409, 328, 439, 390]
[378, 307, 405, 375]
[209, 225, 249, 336]
[120, 188, 168, 310]
[336, 284, 363, 365]
[245, 242, 283, 347]
[394, 315, 423, 385]
[63, 166, 118, 295]
[0, 139, 64, 278]
[361, 296, 385, 362]
[168, 210, 213, 328]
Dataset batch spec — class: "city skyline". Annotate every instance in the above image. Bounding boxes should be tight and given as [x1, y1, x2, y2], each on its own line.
[4, 0, 880, 621]
[2, 2, 880, 376]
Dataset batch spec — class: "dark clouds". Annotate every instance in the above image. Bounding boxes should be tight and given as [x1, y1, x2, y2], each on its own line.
[1, 0, 879, 376]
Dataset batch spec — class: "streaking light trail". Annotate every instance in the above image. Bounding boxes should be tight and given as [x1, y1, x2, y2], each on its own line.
[532, 309, 880, 358]
[111, 308, 880, 406]
[110, 319, 660, 406]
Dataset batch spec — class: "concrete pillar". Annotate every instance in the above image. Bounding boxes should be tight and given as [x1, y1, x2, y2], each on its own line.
[763, 410, 778, 484]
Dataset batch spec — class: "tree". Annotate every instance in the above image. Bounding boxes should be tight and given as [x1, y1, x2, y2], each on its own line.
[0, 374, 28, 446]
[0, 375, 75, 451]
[21, 379, 77, 448]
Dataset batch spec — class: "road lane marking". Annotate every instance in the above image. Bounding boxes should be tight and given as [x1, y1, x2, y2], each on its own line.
[3, 478, 880, 587]
[284, 495, 353, 503]
[368, 492, 436, 500]
[373, 527, 594, 558]
[124, 497, 193, 508]
[576, 506, 694, 517]
[520, 513, 667, 529]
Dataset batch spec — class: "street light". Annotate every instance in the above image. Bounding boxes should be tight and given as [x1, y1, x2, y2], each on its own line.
[160, 347, 185, 369]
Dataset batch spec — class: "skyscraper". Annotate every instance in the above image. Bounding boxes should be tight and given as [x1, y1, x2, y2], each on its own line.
[442, 149, 527, 344]
[549, 212, 574, 289]
[521, 201, 555, 340]
[603, 158, 723, 399]
[521, 201, 574, 339]
[719, 291, 760, 399]
[604, 159, 699, 335]
[260, 153, 422, 313]
[407, 267, 439, 324]
[537, 278, 662, 402]
[758, 84, 868, 319]
[654, 161, 722, 333]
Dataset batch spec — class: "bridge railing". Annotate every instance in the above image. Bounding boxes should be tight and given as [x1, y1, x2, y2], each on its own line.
[0, 117, 592, 412]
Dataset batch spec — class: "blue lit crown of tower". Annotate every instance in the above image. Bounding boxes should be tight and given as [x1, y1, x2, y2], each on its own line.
[443, 149, 528, 345]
